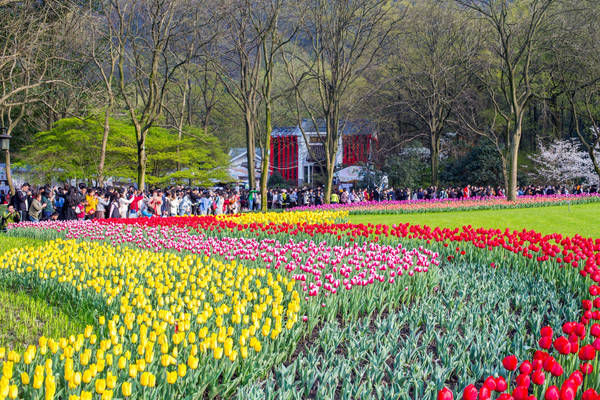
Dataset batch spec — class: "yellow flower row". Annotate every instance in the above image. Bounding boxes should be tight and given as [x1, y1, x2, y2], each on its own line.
[0, 240, 301, 399]
[217, 210, 348, 225]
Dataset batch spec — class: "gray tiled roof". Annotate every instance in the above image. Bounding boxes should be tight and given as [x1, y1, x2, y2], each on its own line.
[272, 119, 375, 137]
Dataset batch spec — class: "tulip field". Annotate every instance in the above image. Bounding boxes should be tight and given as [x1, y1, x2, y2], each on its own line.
[1, 207, 600, 399]
[291, 193, 600, 215]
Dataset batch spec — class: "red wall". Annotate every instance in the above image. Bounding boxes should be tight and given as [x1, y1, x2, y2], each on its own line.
[270, 136, 298, 184]
[343, 134, 371, 165]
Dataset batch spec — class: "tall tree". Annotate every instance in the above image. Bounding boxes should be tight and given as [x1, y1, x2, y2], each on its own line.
[216, 0, 265, 192]
[284, 0, 398, 203]
[546, 0, 600, 182]
[255, 0, 296, 211]
[87, 4, 120, 187]
[391, 0, 478, 186]
[456, 0, 556, 200]
[107, 0, 218, 190]
[0, 0, 70, 194]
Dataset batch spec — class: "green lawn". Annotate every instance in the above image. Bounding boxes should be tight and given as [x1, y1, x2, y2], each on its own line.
[349, 202, 600, 238]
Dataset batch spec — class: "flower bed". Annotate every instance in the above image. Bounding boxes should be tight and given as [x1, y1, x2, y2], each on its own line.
[4, 212, 600, 399]
[290, 193, 600, 215]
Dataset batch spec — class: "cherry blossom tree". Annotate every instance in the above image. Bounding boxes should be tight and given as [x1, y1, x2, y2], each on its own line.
[529, 139, 599, 186]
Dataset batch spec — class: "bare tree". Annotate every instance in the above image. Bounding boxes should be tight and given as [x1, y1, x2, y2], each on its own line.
[455, 0, 556, 200]
[391, 0, 479, 186]
[0, 0, 71, 194]
[283, 0, 398, 203]
[86, 4, 120, 187]
[216, 0, 265, 191]
[255, 1, 297, 211]
[107, 0, 218, 190]
[546, 0, 600, 181]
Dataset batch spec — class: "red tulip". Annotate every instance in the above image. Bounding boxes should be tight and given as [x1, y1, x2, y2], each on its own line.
[538, 336, 552, 350]
[554, 336, 571, 355]
[550, 362, 563, 377]
[438, 388, 454, 400]
[479, 386, 491, 400]
[580, 362, 593, 375]
[541, 326, 553, 337]
[570, 370, 583, 386]
[579, 344, 596, 361]
[495, 376, 508, 392]
[533, 351, 548, 361]
[559, 384, 576, 400]
[543, 356, 556, 372]
[575, 323, 586, 338]
[582, 389, 598, 400]
[513, 386, 529, 400]
[483, 377, 496, 391]
[544, 386, 559, 400]
[569, 336, 580, 354]
[532, 369, 545, 386]
[503, 355, 518, 371]
[462, 384, 478, 400]
[516, 374, 530, 388]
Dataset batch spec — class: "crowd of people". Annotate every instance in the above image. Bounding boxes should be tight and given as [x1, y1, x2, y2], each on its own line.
[0, 183, 245, 230]
[0, 182, 597, 230]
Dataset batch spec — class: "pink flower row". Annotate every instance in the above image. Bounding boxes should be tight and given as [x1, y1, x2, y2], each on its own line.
[11, 220, 439, 300]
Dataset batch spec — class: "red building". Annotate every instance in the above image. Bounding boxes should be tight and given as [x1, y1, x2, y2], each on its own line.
[270, 120, 375, 185]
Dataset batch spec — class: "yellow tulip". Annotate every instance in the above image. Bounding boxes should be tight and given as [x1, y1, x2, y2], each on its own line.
[167, 370, 177, 384]
[121, 381, 132, 397]
[214, 347, 223, 360]
[8, 385, 17, 400]
[187, 355, 199, 370]
[95, 378, 106, 394]
[140, 372, 149, 387]
[82, 369, 92, 384]
[177, 363, 187, 378]
[128, 365, 137, 379]
[106, 372, 117, 389]
[33, 373, 43, 390]
[72, 372, 82, 386]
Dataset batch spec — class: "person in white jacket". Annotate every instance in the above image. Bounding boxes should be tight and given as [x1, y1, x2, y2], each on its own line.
[215, 193, 224, 215]
[118, 191, 135, 218]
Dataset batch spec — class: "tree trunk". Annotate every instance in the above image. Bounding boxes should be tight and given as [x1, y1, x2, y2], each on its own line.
[261, 103, 272, 212]
[506, 127, 522, 201]
[324, 158, 335, 204]
[136, 128, 147, 191]
[323, 116, 340, 204]
[202, 109, 211, 135]
[588, 149, 600, 183]
[5, 150, 14, 196]
[245, 109, 256, 191]
[430, 132, 440, 187]
[176, 78, 189, 172]
[98, 107, 111, 187]
[500, 154, 509, 197]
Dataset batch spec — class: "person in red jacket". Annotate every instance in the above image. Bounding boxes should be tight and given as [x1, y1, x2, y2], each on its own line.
[128, 190, 144, 218]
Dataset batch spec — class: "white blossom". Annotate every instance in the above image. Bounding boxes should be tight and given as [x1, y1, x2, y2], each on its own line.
[529, 139, 599, 186]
